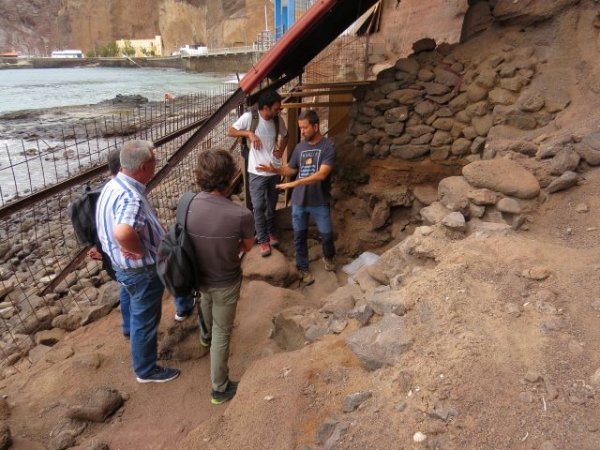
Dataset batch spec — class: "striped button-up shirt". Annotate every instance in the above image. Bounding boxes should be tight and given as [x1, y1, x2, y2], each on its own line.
[96, 173, 165, 270]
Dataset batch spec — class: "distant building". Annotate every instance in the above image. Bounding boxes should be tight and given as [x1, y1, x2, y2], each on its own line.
[116, 36, 163, 57]
[51, 50, 84, 58]
[178, 44, 208, 56]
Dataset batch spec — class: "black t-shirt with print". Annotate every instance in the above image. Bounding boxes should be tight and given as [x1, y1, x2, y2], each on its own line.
[288, 137, 335, 206]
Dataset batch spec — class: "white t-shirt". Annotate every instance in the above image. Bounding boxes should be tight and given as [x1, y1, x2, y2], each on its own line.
[232, 111, 288, 176]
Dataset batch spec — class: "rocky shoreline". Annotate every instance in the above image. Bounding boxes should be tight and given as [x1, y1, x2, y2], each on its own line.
[0, 93, 201, 370]
[0, 94, 155, 142]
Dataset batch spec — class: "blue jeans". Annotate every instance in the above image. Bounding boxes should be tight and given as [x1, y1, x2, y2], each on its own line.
[291, 204, 335, 271]
[175, 294, 195, 316]
[121, 290, 192, 332]
[116, 266, 164, 378]
[119, 286, 132, 335]
[249, 174, 279, 244]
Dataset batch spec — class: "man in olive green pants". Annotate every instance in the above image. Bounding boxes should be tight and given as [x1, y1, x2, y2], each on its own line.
[186, 149, 255, 404]
[199, 280, 242, 401]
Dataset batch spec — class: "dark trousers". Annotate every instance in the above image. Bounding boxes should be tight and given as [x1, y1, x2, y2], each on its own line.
[249, 174, 279, 244]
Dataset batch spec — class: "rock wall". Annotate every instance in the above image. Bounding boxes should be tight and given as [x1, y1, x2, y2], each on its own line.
[372, 0, 581, 65]
[350, 43, 561, 163]
[333, 1, 600, 254]
[376, 0, 468, 59]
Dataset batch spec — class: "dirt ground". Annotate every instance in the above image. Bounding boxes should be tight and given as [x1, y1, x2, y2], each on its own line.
[2, 3, 600, 449]
[0, 164, 598, 449]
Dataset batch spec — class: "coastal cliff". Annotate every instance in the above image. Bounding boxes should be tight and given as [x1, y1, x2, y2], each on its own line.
[0, 0, 269, 55]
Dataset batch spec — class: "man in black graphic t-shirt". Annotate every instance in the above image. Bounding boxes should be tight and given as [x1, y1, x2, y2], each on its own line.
[257, 110, 336, 286]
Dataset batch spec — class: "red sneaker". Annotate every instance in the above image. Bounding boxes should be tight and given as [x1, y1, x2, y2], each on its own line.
[260, 242, 271, 257]
[269, 233, 280, 248]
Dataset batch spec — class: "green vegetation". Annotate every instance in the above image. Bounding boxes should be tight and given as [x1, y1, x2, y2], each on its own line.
[102, 42, 120, 57]
[121, 40, 136, 57]
[87, 41, 120, 58]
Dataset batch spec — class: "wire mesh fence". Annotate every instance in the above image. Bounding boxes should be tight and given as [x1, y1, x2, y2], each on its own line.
[0, 86, 239, 372]
[0, 92, 232, 207]
[304, 35, 370, 84]
[0, 25, 376, 371]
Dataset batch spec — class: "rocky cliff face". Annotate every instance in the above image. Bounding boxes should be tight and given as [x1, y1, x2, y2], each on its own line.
[0, 0, 269, 55]
[375, 0, 580, 61]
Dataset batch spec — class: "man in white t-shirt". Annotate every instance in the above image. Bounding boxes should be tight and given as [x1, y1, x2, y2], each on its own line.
[228, 89, 288, 257]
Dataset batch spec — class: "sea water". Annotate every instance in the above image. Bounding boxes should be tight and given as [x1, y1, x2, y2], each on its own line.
[0, 67, 236, 204]
[0, 67, 235, 114]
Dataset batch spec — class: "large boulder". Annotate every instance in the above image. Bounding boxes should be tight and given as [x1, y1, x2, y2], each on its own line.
[241, 247, 297, 287]
[575, 143, 600, 166]
[98, 281, 121, 307]
[390, 144, 429, 160]
[550, 148, 580, 175]
[583, 130, 600, 151]
[442, 212, 466, 231]
[66, 387, 124, 422]
[271, 306, 327, 350]
[366, 287, 414, 316]
[320, 284, 363, 318]
[80, 304, 113, 326]
[537, 135, 572, 159]
[546, 171, 578, 193]
[346, 314, 413, 370]
[420, 202, 450, 225]
[437, 176, 471, 214]
[462, 159, 540, 199]
[493, 0, 580, 24]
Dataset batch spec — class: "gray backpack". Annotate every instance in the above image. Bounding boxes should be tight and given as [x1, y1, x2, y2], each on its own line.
[156, 192, 201, 296]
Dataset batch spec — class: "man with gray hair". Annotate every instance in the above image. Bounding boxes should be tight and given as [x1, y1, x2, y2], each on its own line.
[96, 140, 180, 383]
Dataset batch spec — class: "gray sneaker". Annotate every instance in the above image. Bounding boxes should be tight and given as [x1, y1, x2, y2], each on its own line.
[322, 257, 336, 272]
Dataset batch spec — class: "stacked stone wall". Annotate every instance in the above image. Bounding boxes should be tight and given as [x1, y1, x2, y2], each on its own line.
[336, 36, 600, 245]
[349, 44, 568, 164]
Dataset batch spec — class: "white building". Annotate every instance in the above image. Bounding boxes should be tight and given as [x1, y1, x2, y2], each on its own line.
[51, 50, 84, 58]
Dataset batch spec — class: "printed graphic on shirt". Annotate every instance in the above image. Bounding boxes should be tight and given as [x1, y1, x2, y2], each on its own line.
[298, 149, 321, 179]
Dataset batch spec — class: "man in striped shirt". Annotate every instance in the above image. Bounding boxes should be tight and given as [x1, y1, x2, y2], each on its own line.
[96, 140, 180, 383]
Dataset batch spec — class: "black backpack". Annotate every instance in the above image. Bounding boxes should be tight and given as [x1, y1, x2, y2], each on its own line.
[240, 107, 280, 159]
[69, 183, 117, 280]
[156, 192, 201, 297]
[69, 184, 103, 246]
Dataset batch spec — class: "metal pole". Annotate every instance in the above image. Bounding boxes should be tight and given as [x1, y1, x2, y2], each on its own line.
[264, 3, 269, 32]
[275, 0, 282, 40]
[287, 0, 296, 30]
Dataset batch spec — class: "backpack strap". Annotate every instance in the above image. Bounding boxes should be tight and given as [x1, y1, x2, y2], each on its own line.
[249, 108, 260, 133]
[175, 192, 196, 230]
[250, 107, 280, 141]
[245, 107, 279, 148]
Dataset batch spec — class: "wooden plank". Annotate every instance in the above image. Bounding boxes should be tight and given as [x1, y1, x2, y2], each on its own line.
[283, 101, 354, 109]
[328, 93, 353, 138]
[298, 81, 372, 88]
[285, 106, 299, 206]
[282, 89, 356, 98]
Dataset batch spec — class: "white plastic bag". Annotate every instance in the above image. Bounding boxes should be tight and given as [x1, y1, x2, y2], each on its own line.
[341, 251, 380, 276]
